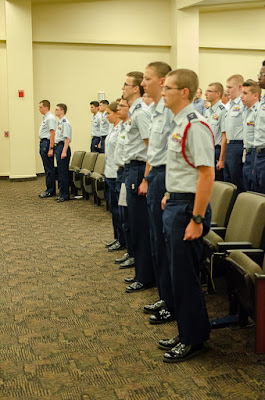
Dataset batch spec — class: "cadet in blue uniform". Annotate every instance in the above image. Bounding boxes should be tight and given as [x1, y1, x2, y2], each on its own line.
[141, 61, 175, 324]
[99, 100, 110, 153]
[254, 60, 265, 194]
[90, 101, 101, 152]
[54, 103, 72, 202]
[104, 102, 125, 252]
[192, 88, 205, 115]
[205, 82, 226, 181]
[159, 69, 214, 362]
[122, 71, 155, 292]
[224, 74, 245, 193]
[115, 98, 135, 268]
[38, 100, 57, 198]
[241, 80, 260, 191]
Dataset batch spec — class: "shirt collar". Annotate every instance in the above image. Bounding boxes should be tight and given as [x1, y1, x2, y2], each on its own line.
[210, 100, 222, 113]
[231, 95, 242, 105]
[128, 97, 142, 117]
[154, 97, 165, 115]
[173, 103, 194, 125]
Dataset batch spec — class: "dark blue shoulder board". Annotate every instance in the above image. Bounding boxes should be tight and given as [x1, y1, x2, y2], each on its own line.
[219, 105, 225, 110]
[63, 119, 66, 122]
[187, 112, 198, 122]
[135, 104, 142, 110]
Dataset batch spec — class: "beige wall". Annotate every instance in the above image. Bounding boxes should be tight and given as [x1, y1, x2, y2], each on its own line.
[0, 42, 10, 176]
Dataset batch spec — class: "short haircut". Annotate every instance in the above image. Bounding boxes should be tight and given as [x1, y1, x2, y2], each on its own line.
[56, 103, 67, 114]
[167, 69, 199, 101]
[40, 100, 50, 109]
[99, 100, 109, 105]
[227, 74, 244, 85]
[127, 71, 144, 96]
[262, 60, 265, 66]
[116, 98, 121, 103]
[146, 61, 172, 78]
[209, 82, 224, 97]
[107, 101, 118, 113]
[90, 101, 99, 107]
[243, 79, 261, 96]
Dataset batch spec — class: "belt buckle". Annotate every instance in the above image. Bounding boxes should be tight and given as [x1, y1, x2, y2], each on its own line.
[149, 166, 153, 172]
[257, 148, 261, 153]
[165, 192, 170, 200]
[227, 140, 230, 144]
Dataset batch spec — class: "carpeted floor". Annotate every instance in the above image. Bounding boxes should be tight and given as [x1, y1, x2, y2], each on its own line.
[0, 176, 265, 400]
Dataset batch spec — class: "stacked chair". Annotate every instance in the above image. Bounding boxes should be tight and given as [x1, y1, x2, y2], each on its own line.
[83, 154, 105, 205]
[68, 151, 86, 194]
[73, 152, 98, 196]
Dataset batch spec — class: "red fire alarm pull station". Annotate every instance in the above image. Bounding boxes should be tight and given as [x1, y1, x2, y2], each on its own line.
[18, 90, 24, 98]
[4, 131, 9, 137]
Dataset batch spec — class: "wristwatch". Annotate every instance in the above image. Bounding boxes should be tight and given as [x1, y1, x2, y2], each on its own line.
[143, 176, 148, 181]
[49, 147, 54, 150]
[191, 214, 205, 224]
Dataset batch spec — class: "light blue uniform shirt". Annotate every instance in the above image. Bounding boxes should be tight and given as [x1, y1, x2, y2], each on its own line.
[224, 95, 245, 141]
[100, 111, 110, 137]
[124, 97, 151, 163]
[55, 117, 72, 144]
[192, 98, 205, 116]
[147, 97, 173, 167]
[114, 120, 129, 167]
[166, 104, 214, 193]
[91, 111, 101, 137]
[242, 102, 259, 149]
[205, 100, 226, 146]
[254, 95, 265, 148]
[104, 123, 120, 179]
[39, 111, 56, 140]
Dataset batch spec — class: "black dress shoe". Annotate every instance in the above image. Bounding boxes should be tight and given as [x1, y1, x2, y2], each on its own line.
[39, 192, 55, 198]
[105, 239, 117, 248]
[119, 257, 135, 269]
[108, 241, 126, 252]
[163, 343, 204, 363]
[158, 335, 180, 350]
[124, 277, 136, 284]
[126, 281, 154, 293]
[144, 300, 166, 314]
[115, 253, 128, 264]
[149, 309, 174, 325]
[57, 197, 70, 202]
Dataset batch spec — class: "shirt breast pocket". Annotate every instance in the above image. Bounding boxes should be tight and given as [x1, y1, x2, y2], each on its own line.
[168, 137, 182, 153]
[230, 111, 242, 126]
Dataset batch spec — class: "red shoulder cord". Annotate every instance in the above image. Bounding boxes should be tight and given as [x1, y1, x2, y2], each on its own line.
[181, 121, 215, 169]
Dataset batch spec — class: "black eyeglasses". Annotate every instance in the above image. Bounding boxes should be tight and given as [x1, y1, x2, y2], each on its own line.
[123, 82, 134, 87]
[205, 90, 218, 93]
[163, 86, 184, 92]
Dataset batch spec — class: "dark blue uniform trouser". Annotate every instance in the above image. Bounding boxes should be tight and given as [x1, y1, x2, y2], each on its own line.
[90, 137, 101, 153]
[39, 139, 56, 195]
[147, 166, 174, 313]
[116, 167, 134, 257]
[254, 150, 265, 194]
[163, 194, 211, 345]
[243, 149, 256, 192]
[100, 136, 106, 153]
[105, 177, 125, 245]
[224, 141, 244, 193]
[214, 145, 224, 181]
[125, 161, 155, 284]
[55, 142, 71, 200]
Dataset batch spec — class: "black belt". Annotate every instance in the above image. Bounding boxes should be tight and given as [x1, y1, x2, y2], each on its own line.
[56, 141, 65, 146]
[150, 165, 166, 171]
[256, 147, 265, 154]
[117, 166, 125, 172]
[40, 138, 49, 142]
[246, 147, 255, 154]
[166, 192, 195, 201]
[215, 145, 221, 149]
[227, 140, 243, 144]
[126, 160, 146, 167]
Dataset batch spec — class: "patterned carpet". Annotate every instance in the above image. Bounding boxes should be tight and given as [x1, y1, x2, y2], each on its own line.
[0, 176, 265, 400]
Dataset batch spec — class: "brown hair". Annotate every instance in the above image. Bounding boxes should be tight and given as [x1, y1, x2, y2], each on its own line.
[209, 82, 224, 97]
[40, 100, 50, 109]
[147, 62, 172, 78]
[167, 69, 199, 101]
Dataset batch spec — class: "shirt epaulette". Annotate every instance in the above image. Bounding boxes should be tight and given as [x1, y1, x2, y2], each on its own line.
[135, 104, 142, 110]
[218, 104, 225, 110]
[187, 112, 198, 122]
[63, 119, 66, 122]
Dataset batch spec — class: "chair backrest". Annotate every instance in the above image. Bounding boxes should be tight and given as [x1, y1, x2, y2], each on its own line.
[93, 154, 105, 174]
[69, 151, 86, 169]
[81, 152, 98, 171]
[210, 181, 237, 227]
[225, 192, 265, 248]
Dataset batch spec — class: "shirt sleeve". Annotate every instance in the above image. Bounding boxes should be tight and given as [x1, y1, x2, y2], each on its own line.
[63, 122, 72, 139]
[47, 117, 56, 131]
[187, 121, 215, 168]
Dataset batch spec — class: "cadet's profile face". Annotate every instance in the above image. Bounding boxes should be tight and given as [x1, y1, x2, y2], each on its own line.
[195, 89, 202, 99]
[106, 109, 116, 124]
[258, 66, 265, 89]
[90, 105, 98, 114]
[122, 76, 135, 101]
[205, 85, 218, 103]
[162, 75, 183, 112]
[39, 103, 48, 115]
[99, 103, 107, 113]
[226, 79, 241, 100]
[55, 106, 63, 117]
[117, 100, 129, 120]
[241, 87, 257, 109]
[141, 67, 162, 98]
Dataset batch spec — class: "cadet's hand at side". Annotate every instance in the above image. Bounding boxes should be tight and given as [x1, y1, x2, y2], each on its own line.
[48, 149, 53, 157]
[138, 180, 148, 196]
[183, 220, 203, 241]
[161, 195, 167, 210]
[61, 151, 67, 159]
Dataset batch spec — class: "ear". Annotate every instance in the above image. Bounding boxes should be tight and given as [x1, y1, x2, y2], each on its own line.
[160, 77, 166, 88]
[182, 87, 190, 99]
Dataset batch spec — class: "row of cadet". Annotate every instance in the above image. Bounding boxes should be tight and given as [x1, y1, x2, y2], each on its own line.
[37, 60, 265, 363]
